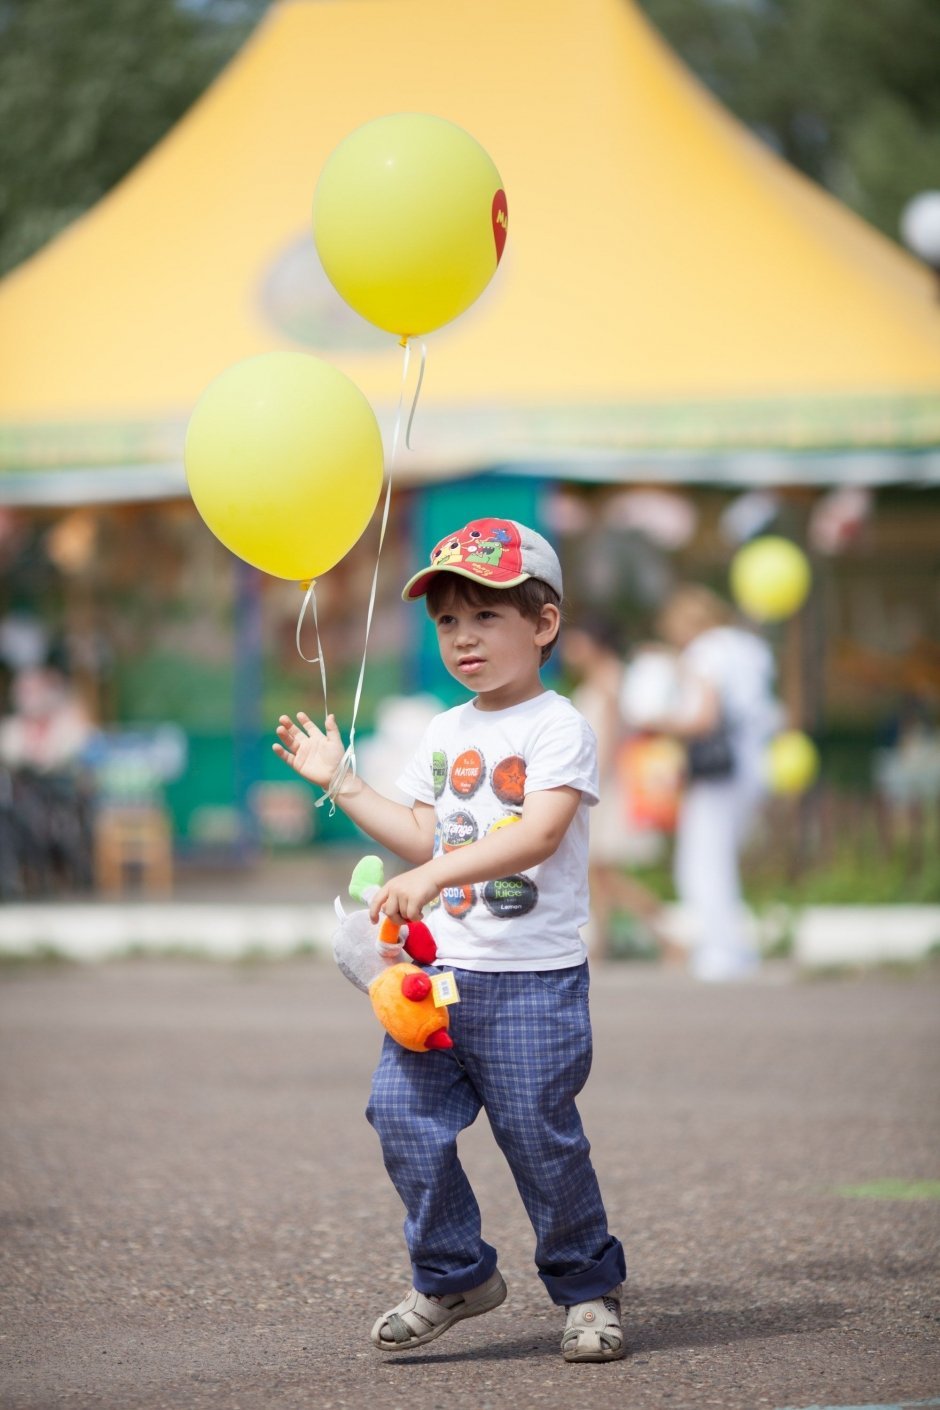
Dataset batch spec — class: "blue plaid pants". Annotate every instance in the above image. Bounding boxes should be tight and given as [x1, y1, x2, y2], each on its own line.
[365, 963, 626, 1305]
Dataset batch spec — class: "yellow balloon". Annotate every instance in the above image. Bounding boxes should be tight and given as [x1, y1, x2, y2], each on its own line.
[313, 113, 508, 338]
[730, 536, 811, 621]
[185, 352, 383, 581]
[765, 731, 819, 795]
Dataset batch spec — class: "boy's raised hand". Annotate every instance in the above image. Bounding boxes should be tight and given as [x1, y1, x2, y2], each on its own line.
[273, 711, 345, 790]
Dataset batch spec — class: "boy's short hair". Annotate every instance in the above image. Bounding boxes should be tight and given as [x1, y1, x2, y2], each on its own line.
[425, 573, 561, 664]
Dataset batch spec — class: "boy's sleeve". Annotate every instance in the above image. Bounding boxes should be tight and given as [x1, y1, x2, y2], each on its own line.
[395, 723, 437, 805]
[524, 709, 600, 806]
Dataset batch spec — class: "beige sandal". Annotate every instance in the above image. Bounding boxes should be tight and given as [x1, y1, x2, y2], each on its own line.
[561, 1285, 625, 1362]
[371, 1268, 507, 1352]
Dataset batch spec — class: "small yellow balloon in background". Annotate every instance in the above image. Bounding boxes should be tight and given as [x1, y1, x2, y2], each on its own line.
[765, 730, 819, 795]
[313, 113, 508, 339]
[185, 352, 384, 582]
[730, 536, 811, 621]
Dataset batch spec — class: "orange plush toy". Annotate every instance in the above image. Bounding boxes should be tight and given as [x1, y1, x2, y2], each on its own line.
[332, 856, 452, 1053]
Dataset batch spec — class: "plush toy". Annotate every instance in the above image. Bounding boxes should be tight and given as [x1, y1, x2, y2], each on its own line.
[332, 856, 453, 1052]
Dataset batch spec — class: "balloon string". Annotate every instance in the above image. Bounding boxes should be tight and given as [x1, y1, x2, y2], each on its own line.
[405, 339, 427, 450]
[315, 337, 428, 813]
[295, 578, 329, 716]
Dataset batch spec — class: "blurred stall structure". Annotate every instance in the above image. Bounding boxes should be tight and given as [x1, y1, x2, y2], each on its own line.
[0, 0, 938, 898]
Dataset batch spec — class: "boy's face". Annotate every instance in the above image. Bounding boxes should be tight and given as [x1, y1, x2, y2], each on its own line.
[430, 583, 558, 711]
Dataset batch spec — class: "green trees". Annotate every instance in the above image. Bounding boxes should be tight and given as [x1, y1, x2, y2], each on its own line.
[638, 0, 940, 238]
[0, 0, 936, 277]
[0, 0, 265, 275]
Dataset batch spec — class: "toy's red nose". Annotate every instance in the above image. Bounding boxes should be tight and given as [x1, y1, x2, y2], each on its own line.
[401, 972, 432, 1002]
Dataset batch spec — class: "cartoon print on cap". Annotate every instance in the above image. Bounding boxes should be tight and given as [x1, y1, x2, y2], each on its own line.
[491, 754, 527, 807]
[450, 747, 485, 798]
[464, 523, 513, 570]
[432, 537, 465, 570]
[402, 516, 562, 602]
[427, 519, 523, 584]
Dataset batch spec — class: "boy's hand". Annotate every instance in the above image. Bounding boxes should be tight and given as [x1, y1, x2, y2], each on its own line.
[273, 711, 347, 790]
[369, 862, 441, 924]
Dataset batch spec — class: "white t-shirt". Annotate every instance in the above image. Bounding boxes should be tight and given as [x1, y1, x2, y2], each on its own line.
[396, 690, 598, 972]
[682, 627, 781, 784]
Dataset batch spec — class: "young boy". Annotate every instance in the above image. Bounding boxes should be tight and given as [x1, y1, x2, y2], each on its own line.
[274, 517, 626, 1363]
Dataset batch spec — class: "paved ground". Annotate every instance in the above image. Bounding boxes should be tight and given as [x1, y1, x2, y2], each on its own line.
[1, 957, 938, 1410]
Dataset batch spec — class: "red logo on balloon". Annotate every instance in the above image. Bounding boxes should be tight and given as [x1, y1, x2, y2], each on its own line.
[491, 190, 508, 264]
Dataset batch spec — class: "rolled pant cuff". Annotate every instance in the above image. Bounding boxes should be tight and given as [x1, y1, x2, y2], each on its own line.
[412, 1240, 499, 1297]
[539, 1239, 627, 1305]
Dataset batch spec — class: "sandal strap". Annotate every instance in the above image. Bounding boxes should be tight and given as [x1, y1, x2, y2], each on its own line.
[373, 1271, 507, 1351]
[381, 1288, 450, 1343]
[562, 1290, 623, 1354]
[386, 1311, 424, 1344]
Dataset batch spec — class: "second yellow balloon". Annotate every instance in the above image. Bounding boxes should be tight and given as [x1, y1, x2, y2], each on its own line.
[184, 351, 384, 582]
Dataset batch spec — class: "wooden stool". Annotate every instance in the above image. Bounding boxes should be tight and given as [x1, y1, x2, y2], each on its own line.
[94, 805, 173, 896]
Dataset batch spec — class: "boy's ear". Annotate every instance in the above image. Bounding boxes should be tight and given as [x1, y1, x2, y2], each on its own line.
[535, 602, 561, 646]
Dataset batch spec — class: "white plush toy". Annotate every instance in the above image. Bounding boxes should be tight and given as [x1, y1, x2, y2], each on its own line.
[332, 855, 452, 1053]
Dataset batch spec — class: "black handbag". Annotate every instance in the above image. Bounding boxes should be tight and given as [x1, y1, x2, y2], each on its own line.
[686, 720, 736, 780]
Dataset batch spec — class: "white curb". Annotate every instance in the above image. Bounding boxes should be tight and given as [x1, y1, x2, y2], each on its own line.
[0, 903, 338, 961]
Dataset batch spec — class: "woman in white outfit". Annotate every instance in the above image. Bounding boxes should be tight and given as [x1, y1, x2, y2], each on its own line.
[656, 586, 780, 982]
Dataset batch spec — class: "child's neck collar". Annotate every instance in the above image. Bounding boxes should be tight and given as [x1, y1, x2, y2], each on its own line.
[472, 684, 548, 714]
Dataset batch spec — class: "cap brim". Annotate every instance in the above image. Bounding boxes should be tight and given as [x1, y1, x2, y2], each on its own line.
[401, 565, 532, 602]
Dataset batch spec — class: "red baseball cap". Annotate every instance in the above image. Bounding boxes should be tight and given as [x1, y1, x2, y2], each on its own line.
[401, 518, 563, 601]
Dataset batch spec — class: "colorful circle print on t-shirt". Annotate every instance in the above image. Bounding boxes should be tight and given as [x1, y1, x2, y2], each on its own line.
[441, 810, 479, 851]
[450, 747, 485, 798]
[441, 884, 476, 919]
[482, 875, 539, 917]
[491, 754, 526, 807]
[432, 750, 448, 799]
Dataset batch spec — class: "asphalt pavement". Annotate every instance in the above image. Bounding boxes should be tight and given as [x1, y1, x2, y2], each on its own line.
[1, 957, 938, 1410]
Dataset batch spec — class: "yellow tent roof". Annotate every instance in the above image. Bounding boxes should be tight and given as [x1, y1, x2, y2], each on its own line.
[2, 0, 940, 502]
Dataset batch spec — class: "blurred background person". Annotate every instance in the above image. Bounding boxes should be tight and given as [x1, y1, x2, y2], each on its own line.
[0, 665, 93, 775]
[636, 585, 781, 981]
[563, 617, 680, 964]
[0, 663, 95, 898]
